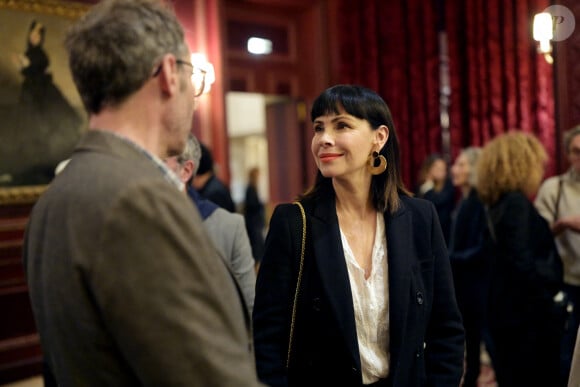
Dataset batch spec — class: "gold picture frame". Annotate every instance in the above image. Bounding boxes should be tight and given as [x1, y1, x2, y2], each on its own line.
[0, 0, 89, 205]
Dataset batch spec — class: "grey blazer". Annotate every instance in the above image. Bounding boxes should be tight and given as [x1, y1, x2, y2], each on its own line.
[204, 208, 256, 313]
[24, 130, 263, 387]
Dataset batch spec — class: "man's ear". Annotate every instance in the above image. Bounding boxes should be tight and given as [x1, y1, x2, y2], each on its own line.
[157, 54, 179, 96]
[181, 160, 195, 182]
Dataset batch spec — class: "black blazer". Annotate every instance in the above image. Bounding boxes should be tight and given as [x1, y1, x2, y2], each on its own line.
[418, 178, 455, 245]
[253, 189, 465, 387]
[449, 189, 491, 307]
[485, 191, 563, 328]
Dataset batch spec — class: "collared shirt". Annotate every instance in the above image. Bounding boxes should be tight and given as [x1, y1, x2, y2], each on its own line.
[101, 130, 184, 191]
[340, 212, 390, 384]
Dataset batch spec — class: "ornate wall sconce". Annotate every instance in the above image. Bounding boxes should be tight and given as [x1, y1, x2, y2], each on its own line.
[191, 53, 215, 94]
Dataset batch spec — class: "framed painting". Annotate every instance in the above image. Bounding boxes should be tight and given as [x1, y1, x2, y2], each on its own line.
[0, 0, 89, 204]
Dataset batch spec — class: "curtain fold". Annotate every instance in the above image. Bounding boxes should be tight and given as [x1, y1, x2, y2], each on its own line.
[334, 0, 556, 186]
[336, 0, 440, 188]
[446, 0, 556, 174]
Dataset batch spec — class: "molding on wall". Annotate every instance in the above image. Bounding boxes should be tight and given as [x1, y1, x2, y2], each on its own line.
[0, 186, 46, 206]
[0, 0, 88, 18]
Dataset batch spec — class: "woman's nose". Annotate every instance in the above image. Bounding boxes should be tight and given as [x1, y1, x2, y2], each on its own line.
[317, 130, 333, 146]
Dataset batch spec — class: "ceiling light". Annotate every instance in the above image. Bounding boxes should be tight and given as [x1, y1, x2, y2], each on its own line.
[247, 37, 272, 55]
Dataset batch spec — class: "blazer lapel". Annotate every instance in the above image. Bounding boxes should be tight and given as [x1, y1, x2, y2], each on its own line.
[385, 202, 413, 374]
[310, 197, 361, 369]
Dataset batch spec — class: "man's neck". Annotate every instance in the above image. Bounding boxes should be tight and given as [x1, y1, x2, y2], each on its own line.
[89, 88, 164, 158]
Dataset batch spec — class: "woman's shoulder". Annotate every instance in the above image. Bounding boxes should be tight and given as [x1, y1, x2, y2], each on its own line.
[489, 191, 531, 216]
[399, 194, 436, 213]
[271, 202, 301, 216]
[270, 201, 313, 224]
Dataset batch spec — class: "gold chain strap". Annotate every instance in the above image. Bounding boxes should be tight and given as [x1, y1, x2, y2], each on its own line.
[286, 201, 306, 368]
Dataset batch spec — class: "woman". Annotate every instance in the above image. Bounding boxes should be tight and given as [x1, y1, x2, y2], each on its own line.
[253, 85, 464, 387]
[416, 154, 455, 245]
[15, 20, 80, 122]
[448, 147, 492, 387]
[9, 20, 82, 184]
[477, 132, 563, 386]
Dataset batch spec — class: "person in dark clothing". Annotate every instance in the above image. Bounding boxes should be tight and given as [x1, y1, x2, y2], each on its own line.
[9, 19, 82, 184]
[244, 167, 266, 268]
[192, 142, 236, 212]
[477, 132, 563, 387]
[449, 147, 493, 387]
[415, 154, 455, 245]
[253, 85, 464, 387]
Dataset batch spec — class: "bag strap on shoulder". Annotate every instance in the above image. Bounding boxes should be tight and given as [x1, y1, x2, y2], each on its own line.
[554, 177, 563, 220]
[286, 201, 306, 368]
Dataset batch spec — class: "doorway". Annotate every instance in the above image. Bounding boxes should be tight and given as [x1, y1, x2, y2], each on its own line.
[226, 92, 307, 214]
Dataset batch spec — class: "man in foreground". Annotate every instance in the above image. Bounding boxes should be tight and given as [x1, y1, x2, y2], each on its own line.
[23, 1, 262, 385]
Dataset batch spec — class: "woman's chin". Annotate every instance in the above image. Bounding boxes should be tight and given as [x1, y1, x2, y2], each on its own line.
[318, 167, 340, 178]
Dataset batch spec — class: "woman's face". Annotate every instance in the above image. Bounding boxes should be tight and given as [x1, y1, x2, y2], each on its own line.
[29, 24, 43, 46]
[311, 108, 386, 181]
[428, 159, 447, 183]
[451, 153, 470, 188]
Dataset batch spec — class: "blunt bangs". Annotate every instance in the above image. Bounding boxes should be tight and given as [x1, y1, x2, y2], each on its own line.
[310, 85, 388, 130]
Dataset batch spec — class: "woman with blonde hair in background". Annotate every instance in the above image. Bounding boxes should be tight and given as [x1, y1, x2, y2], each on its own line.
[477, 131, 563, 386]
[449, 147, 493, 387]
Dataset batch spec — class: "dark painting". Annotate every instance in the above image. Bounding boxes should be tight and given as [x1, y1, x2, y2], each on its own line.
[0, 0, 88, 196]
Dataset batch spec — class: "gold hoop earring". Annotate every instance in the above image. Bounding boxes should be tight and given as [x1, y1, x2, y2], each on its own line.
[367, 151, 387, 175]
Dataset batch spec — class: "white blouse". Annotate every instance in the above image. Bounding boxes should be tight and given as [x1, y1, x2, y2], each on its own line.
[340, 212, 390, 384]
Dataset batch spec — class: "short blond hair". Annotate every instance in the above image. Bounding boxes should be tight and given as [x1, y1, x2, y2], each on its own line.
[476, 131, 547, 205]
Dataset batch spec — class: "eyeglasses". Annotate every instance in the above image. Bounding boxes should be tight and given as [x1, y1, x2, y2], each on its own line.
[152, 59, 207, 98]
[176, 59, 207, 97]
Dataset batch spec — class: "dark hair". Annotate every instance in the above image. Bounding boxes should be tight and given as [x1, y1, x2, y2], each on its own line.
[26, 20, 45, 48]
[302, 84, 409, 213]
[417, 153, 445, 184]
[197, 143, 214, 175]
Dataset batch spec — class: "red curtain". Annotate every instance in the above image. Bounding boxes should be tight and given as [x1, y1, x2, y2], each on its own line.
[333, 0, 556, 186]
[446, 0, 556, 175]
[335, 1, 441, 188]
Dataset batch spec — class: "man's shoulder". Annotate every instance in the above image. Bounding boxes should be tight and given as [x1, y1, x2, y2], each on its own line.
[539, 174, 562, 190]
[205, 208, 244, 229]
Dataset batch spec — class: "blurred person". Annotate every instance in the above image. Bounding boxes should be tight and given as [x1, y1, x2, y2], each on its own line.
[535, 125, 580, 383]
[244, 166, 266, 269]
[449, 147, 492, 387]
[253, 85, 464, 386]
[477, 131, 563, 386]
[416, 154, 455, 245]
[192, 142, 236, 212]
[165, 134, 256, 313]
[22, 1, 263, 386]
